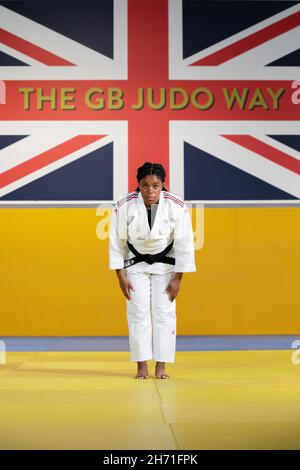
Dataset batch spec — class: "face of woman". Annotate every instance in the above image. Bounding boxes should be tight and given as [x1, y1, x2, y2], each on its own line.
[139, 175, 163, 207]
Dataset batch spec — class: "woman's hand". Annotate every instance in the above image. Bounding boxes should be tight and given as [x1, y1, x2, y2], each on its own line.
[165, 273, 183, 302]
[116, 269, 135, 300]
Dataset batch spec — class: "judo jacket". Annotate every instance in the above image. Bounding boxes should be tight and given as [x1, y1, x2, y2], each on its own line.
[109, 190, 196, 274]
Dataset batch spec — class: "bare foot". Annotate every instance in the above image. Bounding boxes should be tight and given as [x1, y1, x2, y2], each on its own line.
[155, 361, 170, 379]
[135, 361, 149, 379]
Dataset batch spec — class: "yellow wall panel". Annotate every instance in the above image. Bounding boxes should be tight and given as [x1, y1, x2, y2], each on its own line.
[0, 209, 67, 335]
[65, 209, 127, 336]
[236, 208, 300, 334]
[0, 207, 299, 336]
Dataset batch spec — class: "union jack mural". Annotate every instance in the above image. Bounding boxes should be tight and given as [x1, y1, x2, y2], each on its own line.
[0, 0, 299, 203]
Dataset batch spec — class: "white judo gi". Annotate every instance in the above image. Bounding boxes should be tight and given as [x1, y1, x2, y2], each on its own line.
[109, 190, 196, 363]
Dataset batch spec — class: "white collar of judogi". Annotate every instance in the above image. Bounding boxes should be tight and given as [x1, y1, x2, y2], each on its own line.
[137, 190, 164, 239]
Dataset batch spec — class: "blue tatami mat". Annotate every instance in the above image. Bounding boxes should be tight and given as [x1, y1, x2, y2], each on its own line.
[1, 335, 299, 352]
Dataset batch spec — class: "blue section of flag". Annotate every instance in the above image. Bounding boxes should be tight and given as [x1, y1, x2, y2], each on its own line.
[267, 135, 300, 151]
[0, 50, 29, 66]
[182, 0, 298, 60]
[0, 135, 28, 150]
[267, 49, 300, 66]
[0, 0, 114, 59]
[0, 142, 114, 201]
[184, 142, 298, 200]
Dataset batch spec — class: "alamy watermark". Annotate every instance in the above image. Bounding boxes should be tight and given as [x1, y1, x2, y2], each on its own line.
[291, 340, 300, 365]
[0, 80, 6, 104]
[95, 200, 204, 251]
[0, 340, 6, 365]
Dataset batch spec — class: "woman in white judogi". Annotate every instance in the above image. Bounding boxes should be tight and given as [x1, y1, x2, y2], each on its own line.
[109, 162, 196, 379]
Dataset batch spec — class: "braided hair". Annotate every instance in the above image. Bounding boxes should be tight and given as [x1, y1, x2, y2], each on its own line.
[135, 162, 168, 192]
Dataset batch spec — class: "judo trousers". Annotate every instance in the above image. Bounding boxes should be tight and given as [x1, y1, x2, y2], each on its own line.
[126, 271, 176, 363]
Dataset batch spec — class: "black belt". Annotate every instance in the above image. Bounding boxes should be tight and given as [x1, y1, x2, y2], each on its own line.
[124, 240, 175, 268]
